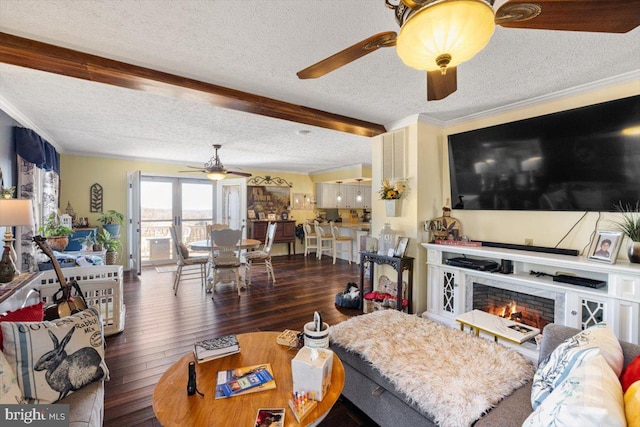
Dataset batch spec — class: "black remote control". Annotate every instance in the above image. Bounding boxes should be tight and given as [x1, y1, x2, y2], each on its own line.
[187, 361, 197, 396]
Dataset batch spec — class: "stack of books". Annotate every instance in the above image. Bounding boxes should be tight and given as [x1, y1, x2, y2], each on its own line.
[193, 334, 240, 363]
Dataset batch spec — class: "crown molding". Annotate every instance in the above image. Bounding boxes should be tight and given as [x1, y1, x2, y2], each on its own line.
[417, 70, 640, 128]
[0, 94, 64, 153]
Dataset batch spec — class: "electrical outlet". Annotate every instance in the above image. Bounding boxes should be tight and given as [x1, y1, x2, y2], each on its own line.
[525, 238, 533, 246]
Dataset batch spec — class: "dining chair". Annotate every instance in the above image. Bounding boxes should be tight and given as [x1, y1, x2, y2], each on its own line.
[209, 227, 243, 297]
[169, 225, 209, 295]
[303, 222, 318, 257]
[331, 223, 353, 264]
[314, 221, 333, 260]
[243, 221, 277, 286]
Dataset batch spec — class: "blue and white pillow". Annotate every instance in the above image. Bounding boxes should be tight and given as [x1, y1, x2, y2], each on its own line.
[524, 351, 625, 426]
[0, 351, 23, 404]
[1, 306, 109, 404]
[531, 322, 623, 409]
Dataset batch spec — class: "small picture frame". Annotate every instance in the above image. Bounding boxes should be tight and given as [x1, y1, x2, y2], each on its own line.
[588, 230, 623, 264]
[267, 213, 277, 221]
[247, 209, 256, 220]
[395, 237, 409, 258]
[258, 212, 266, 220]
[280, 212, 288, 220]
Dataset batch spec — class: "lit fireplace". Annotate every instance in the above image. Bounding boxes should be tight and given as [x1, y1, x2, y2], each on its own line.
[473, 283, 554, 330]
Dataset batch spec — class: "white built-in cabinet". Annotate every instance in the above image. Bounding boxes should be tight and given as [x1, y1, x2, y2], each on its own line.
[422, 243, 640, 344]
[316, 183, 372, 209]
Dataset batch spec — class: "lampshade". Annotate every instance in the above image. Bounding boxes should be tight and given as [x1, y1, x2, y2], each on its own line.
[0, 199, 34, 227]
[207, 171, 226, 181]
[396, 0, 495, 72]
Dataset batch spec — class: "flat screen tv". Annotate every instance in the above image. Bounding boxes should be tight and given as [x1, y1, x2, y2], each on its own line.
[448, 95, 640, 211]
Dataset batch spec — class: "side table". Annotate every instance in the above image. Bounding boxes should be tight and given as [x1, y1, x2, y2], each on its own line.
[359, 252, 414, 314]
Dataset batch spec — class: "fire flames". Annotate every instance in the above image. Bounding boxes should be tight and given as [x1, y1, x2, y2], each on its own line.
[489, 300, 546, 329]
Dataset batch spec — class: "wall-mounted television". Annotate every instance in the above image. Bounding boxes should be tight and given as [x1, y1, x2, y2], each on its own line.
[448, 95, 640, 211]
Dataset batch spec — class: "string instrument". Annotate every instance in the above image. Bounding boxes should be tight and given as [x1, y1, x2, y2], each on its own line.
[33, 235, 88, 320]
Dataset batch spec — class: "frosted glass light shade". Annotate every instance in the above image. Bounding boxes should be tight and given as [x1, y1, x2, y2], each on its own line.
[396, 0, 495, 71]
[207, 171, 226, 181]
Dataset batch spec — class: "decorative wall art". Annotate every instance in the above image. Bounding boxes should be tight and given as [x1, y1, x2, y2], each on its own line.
[90, 183, 103, 212]
[247, 185, 291, 218]
[292, 192, 314, 210]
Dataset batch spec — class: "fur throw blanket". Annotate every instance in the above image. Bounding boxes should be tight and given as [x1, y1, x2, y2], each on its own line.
[330, 310, 534, 427]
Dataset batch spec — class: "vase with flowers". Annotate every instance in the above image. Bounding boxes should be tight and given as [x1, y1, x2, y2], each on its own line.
[611, 202, 640, 263]
[380, 178, 407, 217]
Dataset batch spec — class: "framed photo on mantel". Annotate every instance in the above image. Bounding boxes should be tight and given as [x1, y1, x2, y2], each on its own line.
[588, 230, 623, 264]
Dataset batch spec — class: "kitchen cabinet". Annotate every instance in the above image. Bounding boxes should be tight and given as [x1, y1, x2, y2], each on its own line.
[316, 183, 372, 209]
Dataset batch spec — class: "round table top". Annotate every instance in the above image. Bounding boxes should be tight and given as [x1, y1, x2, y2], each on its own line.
[152, 331, 345, 427]
[189, 238, 261, 251]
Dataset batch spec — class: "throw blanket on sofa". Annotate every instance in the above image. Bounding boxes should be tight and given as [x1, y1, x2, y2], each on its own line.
[330, 310, 534, 427]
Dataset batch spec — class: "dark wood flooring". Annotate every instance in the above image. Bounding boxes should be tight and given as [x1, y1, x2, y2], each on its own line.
[104, 254, 379, 427]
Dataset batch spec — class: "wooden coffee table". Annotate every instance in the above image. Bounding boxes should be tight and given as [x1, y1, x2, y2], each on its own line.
[152, 331, 345, 427]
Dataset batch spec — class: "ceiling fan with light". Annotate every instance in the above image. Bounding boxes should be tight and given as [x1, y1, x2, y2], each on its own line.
[180, 144, 251, 181]
[297, 0, 640, 101]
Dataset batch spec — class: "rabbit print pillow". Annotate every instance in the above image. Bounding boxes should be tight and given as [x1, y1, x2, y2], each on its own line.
[1, 306, 109, 404]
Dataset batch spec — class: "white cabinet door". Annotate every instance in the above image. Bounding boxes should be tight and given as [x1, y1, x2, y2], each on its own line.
[565, 292, 610, 330]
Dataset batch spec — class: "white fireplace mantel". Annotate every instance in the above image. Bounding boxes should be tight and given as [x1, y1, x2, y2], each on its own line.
[421, 243, 640, 346]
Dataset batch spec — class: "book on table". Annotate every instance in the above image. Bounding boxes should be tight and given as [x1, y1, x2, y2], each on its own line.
[215, 363, 276, 399]
[194, 334, 240, 363]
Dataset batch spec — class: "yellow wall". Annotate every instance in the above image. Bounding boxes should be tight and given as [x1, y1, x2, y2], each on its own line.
[59, 155, 318, 264]
[371, 79, 640, 314]
[310, 164, 371, 183]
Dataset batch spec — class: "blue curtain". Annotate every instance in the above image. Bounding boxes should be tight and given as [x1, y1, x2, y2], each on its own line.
[13, 127, 60, 174]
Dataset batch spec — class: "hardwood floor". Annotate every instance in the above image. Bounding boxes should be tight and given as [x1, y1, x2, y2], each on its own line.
[104, 254, 378, 427]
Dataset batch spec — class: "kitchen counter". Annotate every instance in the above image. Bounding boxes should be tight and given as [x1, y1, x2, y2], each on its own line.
[335, 222, 370, 231]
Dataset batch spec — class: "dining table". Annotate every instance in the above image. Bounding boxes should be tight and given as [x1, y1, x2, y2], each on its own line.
[188, 239, 262, 291]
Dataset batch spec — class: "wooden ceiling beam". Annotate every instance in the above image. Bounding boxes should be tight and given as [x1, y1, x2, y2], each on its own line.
[0, 32, 386, 138]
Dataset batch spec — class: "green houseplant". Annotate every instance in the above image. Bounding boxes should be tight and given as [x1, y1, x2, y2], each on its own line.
[96, 228, 121, 265]
[98, 210, 124, 238]
[39, 212, 74, 251]
[611, 202, 640, 263]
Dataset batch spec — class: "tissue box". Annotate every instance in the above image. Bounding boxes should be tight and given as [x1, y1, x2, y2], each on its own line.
[291, 346, 333, 401]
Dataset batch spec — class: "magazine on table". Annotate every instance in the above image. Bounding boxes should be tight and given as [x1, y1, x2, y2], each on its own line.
[214, 363, 276, 398]
[194, 334, 239, 362]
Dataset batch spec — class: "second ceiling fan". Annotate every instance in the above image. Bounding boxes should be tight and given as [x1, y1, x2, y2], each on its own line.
[180, 144, 251, 181]
[297, 0, 640, 101]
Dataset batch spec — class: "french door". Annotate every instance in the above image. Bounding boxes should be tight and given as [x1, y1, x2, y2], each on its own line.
[140, 176, 214, 266]
[127, 173, 247, 270]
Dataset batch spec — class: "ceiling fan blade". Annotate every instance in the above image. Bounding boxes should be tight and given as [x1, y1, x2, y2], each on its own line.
[496, 0, 640, 33]
[297, 31, 397, 79]
[427, 67, 457, 101]
[227, 170, 252, 178]
[178, 169, 206, 173]
[182, 165, 207, 169]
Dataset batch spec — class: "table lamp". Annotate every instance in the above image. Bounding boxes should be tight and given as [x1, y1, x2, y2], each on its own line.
[0, 198, 34, 282]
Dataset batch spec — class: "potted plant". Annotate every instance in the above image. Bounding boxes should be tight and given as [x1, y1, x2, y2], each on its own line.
[39, 212, 74, 251]
[98, 210, 124, 238]
[96, 228, 121, 265]
[611, 202, 640, 263]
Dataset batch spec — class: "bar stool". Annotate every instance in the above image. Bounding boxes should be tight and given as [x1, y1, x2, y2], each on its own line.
[331, 224, 353, 264]
[314, 221, 333, 260]
[303, 222, 318, 257]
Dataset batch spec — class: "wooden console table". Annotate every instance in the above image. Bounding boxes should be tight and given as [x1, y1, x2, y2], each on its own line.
[249, 220, 296, 255]
[359, 252, 414, 314]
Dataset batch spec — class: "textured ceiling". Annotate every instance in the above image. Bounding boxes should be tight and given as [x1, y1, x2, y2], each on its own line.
[1, 0, 639, 174]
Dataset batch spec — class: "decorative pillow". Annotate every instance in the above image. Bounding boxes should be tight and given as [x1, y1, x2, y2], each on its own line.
[178, 242, 190, 259]
[0, 302, 44, 350]
[0, 351, 23, 404]
[523, 351, 626, 427]
[624, 380, 640, 427]
[1, 306, 109, 404]
[531, 322, 623, 409]
[621, 354, 640, 393]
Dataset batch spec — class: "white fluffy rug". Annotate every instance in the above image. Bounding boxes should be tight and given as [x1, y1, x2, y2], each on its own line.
[330, 310, 534, 427]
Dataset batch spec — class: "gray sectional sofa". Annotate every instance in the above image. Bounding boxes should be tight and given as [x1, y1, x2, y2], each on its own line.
[331, 323, 640, 427]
